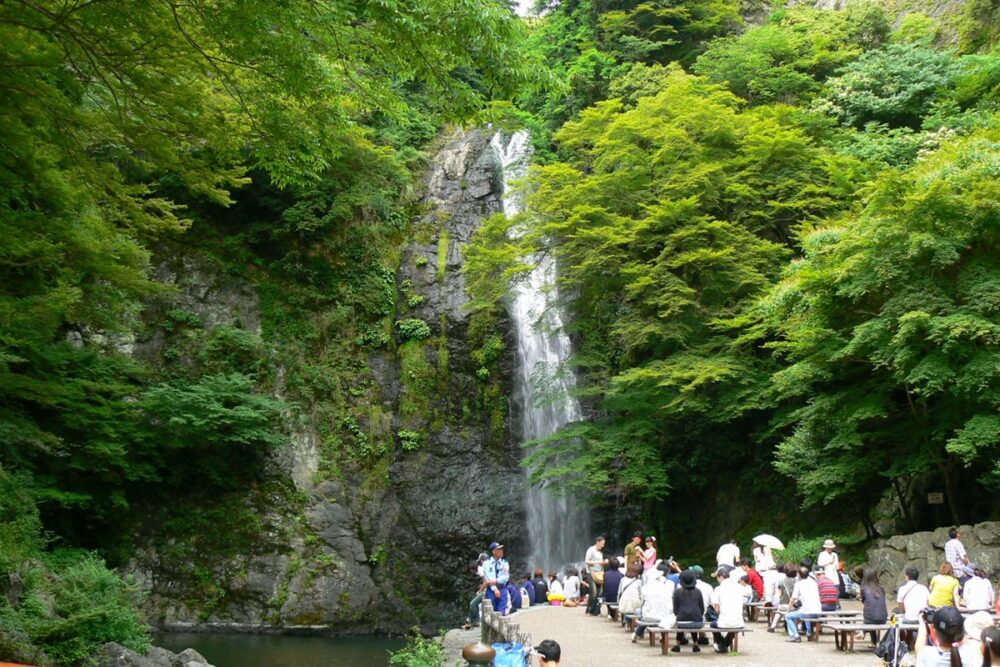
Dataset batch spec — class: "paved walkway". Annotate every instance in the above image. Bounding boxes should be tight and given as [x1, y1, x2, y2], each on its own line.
[497, 603, 878, 667]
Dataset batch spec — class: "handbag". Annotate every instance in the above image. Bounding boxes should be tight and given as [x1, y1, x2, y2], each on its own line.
[593, 570, 605, 585]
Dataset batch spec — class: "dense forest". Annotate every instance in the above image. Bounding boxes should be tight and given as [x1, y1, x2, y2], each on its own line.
[0, 0, 997, 664]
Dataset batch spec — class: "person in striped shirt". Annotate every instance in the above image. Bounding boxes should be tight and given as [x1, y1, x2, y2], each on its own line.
[816, 570, 841, 611]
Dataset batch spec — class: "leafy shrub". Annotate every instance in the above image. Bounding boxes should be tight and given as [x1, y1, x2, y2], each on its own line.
[389, 632, 444, 667]
[395, 318, 432, 341]
[201, 325, 265, 376]
[397, 430, 422, 451]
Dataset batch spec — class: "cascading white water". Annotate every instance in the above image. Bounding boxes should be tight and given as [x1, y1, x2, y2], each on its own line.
[490, 130, 591, 573]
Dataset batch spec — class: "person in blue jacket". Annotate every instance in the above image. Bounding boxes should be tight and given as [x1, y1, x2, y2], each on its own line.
[483, 541, 510, 614]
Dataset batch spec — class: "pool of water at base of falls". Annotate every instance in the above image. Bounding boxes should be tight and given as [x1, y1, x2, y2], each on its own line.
[155, 631, 406, 667]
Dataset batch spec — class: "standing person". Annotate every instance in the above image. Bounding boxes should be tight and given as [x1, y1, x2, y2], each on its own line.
[603, 558, 624, 608]
[483, 541, 510, 614]
[913, 606, 980, 666]
[711, 566, 747, 653]
[817, 539, 839, 583]
[860, 567, 888, 648]
[753, 540, 775, 572]
[962, 568, 994, 611]
[896, 567, 931, 624]
[785, 566, 821, 643]
[672, 570, 706, 653]
[533, 639, 561, 666]
[584, 535, 607, 616]
[639, 536, 658, 583]
[816, 569, 841, 611]
[945, 527, 971, 581]
[631, 562, 676, 642]
[532, 568, 549, 605]
[624, 531, 643, 570]
[930, 563, 962, 608]
[716, 539, 740, 567]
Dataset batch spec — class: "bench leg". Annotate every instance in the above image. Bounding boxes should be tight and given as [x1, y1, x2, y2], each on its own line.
[663, 631, 670, 655]
[649, 630, 656, 647]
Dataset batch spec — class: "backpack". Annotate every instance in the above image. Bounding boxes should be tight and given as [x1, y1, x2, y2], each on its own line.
[874, 627, 909, 667]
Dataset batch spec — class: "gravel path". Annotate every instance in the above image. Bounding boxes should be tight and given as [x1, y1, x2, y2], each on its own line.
[494, 602, 880, 667]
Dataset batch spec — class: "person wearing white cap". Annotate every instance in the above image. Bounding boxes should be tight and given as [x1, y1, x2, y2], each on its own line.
[817, 539, 839, 583]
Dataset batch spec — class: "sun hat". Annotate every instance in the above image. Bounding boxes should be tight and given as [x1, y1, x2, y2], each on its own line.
[932, 606, 965, 636]
[964, 611, 992, 640]
[823, 539, 836, 549]
[680, 570, 697, 589]
[489, 541, 504, 551]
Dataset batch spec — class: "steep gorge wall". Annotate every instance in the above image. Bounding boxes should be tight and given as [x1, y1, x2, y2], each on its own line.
[127, 128, 528, 634]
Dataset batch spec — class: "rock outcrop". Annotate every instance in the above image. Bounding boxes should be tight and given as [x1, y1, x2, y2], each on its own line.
[126, 127, 527, 634]
[866, 521, 1000, 595]
[99, 643, 215, 667]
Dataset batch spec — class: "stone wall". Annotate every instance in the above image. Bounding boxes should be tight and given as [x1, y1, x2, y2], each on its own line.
[867, 521, 1000, 595]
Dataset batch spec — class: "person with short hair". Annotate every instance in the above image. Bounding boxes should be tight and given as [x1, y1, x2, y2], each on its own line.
[785, 566, 821, 643]
[624, 531, 643, 570]
[716, 539, 740, 567]
[930, 563, 962, 608]
[603, 557, 624, 608]
[913, 605, 980, 666]
[534, 639, 561, 666]
[711, 565, 747, 653]
[737, 557, 764, 600]
[945, 527, 970, 581]
[584, 535, 607, 616]
[483, 541, 510, 614]
[563, 567, 581, 605]
[897, 567, 931, 623]
[532, 568, 549, 605]
[816, 569, 841, 611]
[961, 568, 994, 611]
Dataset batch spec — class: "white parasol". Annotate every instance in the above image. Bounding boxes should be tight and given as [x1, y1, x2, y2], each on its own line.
[753, 534, 785, 550]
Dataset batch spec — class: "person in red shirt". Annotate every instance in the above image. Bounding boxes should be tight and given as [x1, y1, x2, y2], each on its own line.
[738, 558, 764, 600]
[816, 570, 841, 611]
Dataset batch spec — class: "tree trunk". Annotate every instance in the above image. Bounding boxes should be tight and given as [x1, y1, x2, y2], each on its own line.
[942, 460, 961, 526]
[892, 477, 915, 532]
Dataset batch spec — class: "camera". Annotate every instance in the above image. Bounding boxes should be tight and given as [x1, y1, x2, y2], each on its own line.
[920, 607, 939, 623]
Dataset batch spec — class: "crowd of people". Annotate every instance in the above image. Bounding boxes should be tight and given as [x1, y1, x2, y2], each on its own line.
[464, 527, 1000, 666]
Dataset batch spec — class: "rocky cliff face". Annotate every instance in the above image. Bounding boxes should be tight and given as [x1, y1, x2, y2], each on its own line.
[128, 127, 527, 634]
[867, 521, 1000, 596]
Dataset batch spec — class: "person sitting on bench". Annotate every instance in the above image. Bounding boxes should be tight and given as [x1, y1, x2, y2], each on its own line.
[672, 570, 706, 653]
[711, 565, 747, 653]
[785, 566, 821, 643]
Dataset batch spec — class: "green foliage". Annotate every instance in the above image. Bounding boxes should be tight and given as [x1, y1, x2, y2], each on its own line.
[397, 431, 423, 452]
[388, 631, 444, 667]
[892, 13, 940, 46]
[815, 44, 958, 127]
[396, 319, 432, 342]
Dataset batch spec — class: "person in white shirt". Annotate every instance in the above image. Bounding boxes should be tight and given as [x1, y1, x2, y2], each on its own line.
[584, 535, 607, 616]
[631, 562, 676, 642]
[563, 568, 580, 602]
[785, 566, 821, 642]
[762, 567, 783, 607]
[716, 539, 740, 567]
[913, 605, 981, 666]
[710, 566, 747, 653]
[961, 568, 994, 611]
[897, 567, 931, 623]
[753, 541, 775, 572]
[817, 539, 839, 583]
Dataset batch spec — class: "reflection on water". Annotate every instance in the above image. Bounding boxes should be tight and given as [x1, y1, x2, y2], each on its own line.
[155, 632, 406, 667]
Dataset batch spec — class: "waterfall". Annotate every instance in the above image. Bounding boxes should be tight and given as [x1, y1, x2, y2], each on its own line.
[490, 130, 591, 573]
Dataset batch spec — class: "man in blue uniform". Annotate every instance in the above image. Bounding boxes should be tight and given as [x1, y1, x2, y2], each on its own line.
[483, 541, 510, 614]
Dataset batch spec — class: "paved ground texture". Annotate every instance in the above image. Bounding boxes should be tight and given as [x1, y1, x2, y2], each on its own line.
[476, 602, 880, 667]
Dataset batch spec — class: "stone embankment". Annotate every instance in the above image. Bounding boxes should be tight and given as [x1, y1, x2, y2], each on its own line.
[867, 521, 1000, 595]
[98, 643, 215, 667]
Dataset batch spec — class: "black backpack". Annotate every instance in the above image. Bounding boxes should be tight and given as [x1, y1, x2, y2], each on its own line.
[874, 627, 909, 667]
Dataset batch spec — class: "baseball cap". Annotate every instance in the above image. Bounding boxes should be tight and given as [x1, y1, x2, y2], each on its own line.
[489, 541, 503, 551]
[933, 606, 964, 636]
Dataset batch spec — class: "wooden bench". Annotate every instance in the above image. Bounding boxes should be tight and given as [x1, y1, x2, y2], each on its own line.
[645, 625, 754, 655]
[826, 622, 914, 651]
[773, 609, 863, 641]
[605, 602, 619, 621]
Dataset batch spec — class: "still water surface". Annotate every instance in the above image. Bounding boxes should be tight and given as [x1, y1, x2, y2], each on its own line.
[156, 632, 406, 667]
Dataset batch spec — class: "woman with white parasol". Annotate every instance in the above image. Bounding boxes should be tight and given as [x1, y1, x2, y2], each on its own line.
[753, 534, 783, 572]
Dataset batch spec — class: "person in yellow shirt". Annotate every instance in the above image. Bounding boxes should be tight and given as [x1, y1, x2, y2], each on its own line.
[928, 562, 961, 608]
[624, 531, 643, 570]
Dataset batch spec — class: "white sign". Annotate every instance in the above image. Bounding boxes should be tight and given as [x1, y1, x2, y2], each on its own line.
[927, 492, 944, 505]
